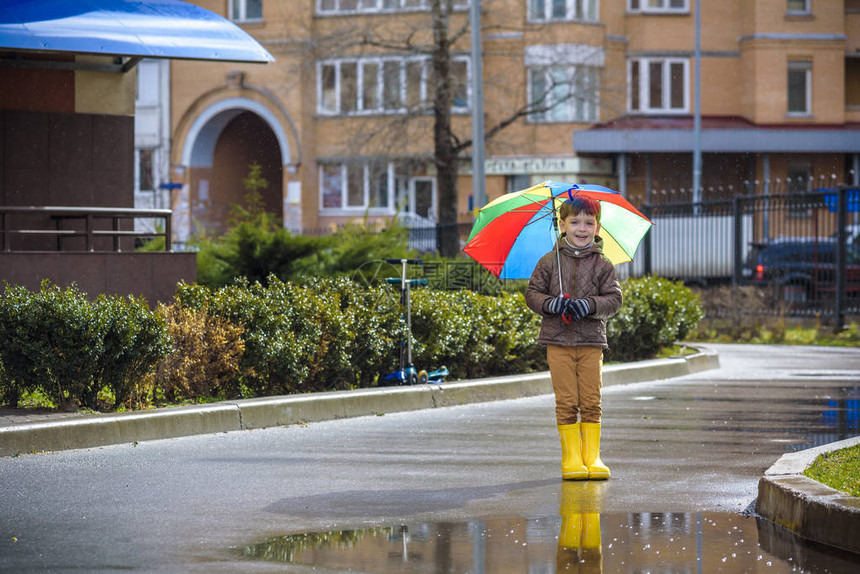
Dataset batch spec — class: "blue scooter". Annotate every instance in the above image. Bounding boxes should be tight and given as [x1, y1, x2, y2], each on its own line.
[379, 258, 449, 386]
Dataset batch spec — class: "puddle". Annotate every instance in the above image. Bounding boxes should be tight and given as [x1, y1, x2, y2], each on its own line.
[241, 511, 860, 573]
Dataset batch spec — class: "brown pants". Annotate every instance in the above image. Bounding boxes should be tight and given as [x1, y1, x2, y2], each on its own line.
[547, 345, 603, 425]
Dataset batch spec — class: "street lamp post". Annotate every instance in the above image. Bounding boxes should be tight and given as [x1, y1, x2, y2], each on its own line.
[470, 0, 486, 211]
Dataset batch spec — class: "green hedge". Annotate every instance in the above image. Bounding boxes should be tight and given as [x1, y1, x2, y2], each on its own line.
[607, 275, 704, 362]
[174, 277, 541, 393]
[0, 281, 170, 409]
[0, 275, 703, 409]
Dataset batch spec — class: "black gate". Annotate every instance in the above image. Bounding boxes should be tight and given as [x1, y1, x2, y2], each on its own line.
[638, 186, 860, 323]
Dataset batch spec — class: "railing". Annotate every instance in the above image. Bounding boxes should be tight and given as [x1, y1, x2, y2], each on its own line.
[639, 186, 860, 323]
[0, 206, 172, 252]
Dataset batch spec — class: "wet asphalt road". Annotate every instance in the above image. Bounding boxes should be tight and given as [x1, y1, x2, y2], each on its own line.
[1, 343, 859, 572]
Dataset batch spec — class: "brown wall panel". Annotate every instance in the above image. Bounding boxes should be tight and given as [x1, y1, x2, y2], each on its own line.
[5, 111, 50, 171]
[0, 67, 75, 113]
[105, 254, 153, 298]
[50, 113, 93, 175]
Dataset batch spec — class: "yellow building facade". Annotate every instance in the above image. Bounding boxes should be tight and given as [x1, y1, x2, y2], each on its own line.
[166, 0, 860, 241]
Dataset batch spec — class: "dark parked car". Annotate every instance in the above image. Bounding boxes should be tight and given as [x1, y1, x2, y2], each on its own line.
[742, 238, 860, 303]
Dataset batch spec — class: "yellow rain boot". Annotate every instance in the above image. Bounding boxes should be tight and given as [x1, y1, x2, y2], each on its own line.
[558, 511, 583, 550]
[581, 422, 610, 480]
[581, 513, 602, 549]
[558, 424, 588, 480]
[580, 513, 603, 573]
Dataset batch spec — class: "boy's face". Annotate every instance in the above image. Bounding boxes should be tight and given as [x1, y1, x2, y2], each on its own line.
[563, 211, 600, 248]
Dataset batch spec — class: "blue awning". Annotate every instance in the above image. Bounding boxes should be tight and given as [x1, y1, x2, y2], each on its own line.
[0, 0, 274, 64]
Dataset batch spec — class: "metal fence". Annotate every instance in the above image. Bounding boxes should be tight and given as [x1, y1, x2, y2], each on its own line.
[633, 186, 860, 322]
[294, 190, 860, 322]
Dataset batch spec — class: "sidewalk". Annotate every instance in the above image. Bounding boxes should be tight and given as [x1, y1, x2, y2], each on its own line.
[0, 346, 719, 457]
[2, 344, 858, 557]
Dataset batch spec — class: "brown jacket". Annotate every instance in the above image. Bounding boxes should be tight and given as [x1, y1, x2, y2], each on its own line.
[525, 237, 622, 349]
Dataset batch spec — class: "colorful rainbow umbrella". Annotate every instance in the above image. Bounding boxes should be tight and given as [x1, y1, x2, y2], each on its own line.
[463, 181, 653, 279]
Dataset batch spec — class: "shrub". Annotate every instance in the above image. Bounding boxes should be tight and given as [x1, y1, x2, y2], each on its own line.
[410, 289, 476, 379]
[149, 303, 245, 403]
[0, 282, 170, 410]
[0, 282, 103, 409]
[193, 214, 416, 288]
[301, 276, 400, 387]
[410, 290, 543, 379]
[92, 294, 172, 408]
[194, 221, 332, 288]
[176, 277, 356, 395]
[607, 276, 704, 362]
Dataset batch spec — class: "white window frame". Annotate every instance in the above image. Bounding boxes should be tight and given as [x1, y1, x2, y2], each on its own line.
[229, 0, 263, 22]
[527, 65, 599, 123]
[787, 60, 812, 116]
[628, 57, 689, 114]
[407, 177, 437, 220]
[317, 0, 468, 15]
[628, 0, 689, 14]
[319, 162, 396, 213]
[317, 56, 470, 116]
[528, 0, 599, 23]
[786, 0, 811, 15]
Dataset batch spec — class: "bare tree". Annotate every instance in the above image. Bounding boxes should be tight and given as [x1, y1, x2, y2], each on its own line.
[297, 0, 615, 257]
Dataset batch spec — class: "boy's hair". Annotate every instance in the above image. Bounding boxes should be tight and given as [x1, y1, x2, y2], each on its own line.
[559, 196, 601, 222]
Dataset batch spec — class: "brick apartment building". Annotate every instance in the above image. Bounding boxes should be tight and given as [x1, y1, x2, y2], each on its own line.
[157, 0, 860, 243]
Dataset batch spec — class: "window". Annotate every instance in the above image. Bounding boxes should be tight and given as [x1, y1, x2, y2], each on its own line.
[787, 60, 811, 115]
[230, 0, 263, 21]
[528, 65, 599, 122]
[318, 0, 467, 14]
[628, 0, 688, 13]
[507, 174, 532, 193]
[629, 57, 688, 113]
[451, 60, 469, 107]
[528, 0, 598, 22]
[318, 56, 470, 115]
[320, 162, 393, 211]
[786, 0, 810, 14]
[136, 149, 155, 192]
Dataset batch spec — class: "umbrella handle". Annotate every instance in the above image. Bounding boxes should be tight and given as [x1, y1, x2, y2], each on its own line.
[561, 292, 573, 324]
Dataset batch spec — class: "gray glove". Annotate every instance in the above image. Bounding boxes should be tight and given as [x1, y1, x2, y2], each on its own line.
[545, 295, 568, 315]
[566, 298, 591, 321]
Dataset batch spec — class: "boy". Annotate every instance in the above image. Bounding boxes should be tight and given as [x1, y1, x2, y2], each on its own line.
[525, 196, 622, 480]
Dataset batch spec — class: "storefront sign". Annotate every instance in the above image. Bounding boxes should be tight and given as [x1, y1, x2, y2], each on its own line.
[482, 157, 612, 175]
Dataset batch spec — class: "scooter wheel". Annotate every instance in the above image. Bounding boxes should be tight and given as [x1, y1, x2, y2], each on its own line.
[409, 372, 419, 386]
[418, 370, 429, 384]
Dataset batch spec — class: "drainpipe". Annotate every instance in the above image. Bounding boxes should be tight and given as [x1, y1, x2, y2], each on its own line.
[618, 152, 627, 197]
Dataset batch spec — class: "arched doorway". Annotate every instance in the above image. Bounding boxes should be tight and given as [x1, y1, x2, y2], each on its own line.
[179, 98, 291, 241]
[210, 112, 282, 233]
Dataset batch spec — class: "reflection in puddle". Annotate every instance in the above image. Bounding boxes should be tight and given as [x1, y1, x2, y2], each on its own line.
[243, 512, 860, 573]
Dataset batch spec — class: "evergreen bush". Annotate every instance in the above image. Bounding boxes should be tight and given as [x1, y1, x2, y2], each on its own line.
[0, 282, 102, 409]
[0, 273, 704, 411]
[607, 275, 704, 362]
[93, 293, 171, 408]
[0, 282, 169, 409]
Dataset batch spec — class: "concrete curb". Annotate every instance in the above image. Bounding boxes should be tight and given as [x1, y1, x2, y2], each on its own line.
[0, 345, 719, 457]
[756, 436, 860, 555]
